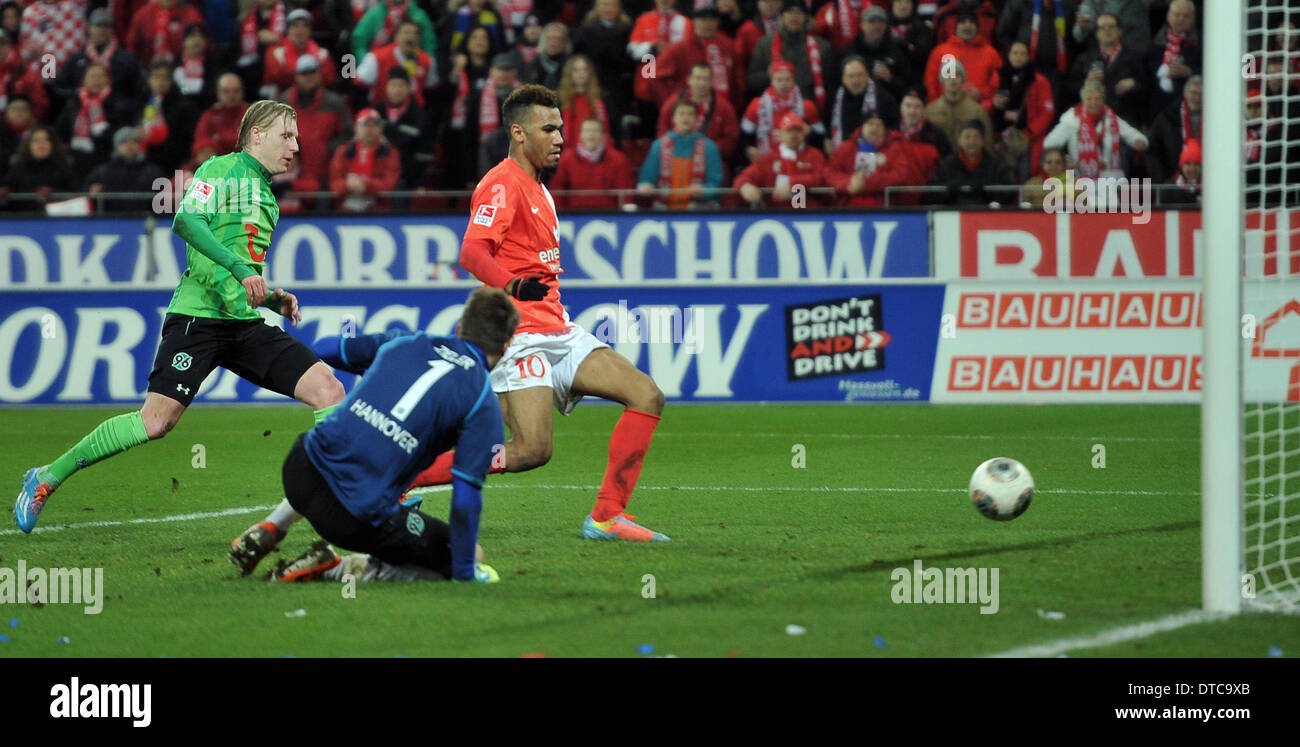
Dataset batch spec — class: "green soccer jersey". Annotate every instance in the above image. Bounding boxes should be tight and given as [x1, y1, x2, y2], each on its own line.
[168, 151, 279, 320]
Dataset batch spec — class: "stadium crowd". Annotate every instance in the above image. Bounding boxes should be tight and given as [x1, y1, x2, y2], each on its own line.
[0, 0, 1295, 212]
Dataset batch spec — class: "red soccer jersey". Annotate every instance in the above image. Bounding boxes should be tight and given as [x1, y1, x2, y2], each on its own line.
[462, 158, 568, 334]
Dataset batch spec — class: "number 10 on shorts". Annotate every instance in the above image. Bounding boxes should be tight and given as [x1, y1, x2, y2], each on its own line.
[516, 354, 546, 380]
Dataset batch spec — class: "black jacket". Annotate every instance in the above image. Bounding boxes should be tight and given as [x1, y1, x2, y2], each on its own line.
[930, 149, 1014, 206]
[85, 153, 166, 213]
[1067, 43, 1147, 125]
[380, 100, 434, 189]
[1146, 98, 1200, 184]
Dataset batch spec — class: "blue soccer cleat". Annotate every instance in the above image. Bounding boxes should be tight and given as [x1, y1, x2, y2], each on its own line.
[581, 514, 671, 542]
[15, 467, 55, 534]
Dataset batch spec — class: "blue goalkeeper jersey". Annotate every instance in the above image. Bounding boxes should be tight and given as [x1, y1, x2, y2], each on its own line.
[303, 332, 503, 527]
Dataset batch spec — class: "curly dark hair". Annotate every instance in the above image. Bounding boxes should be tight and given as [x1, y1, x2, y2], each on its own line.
[501, 83, 561, 131]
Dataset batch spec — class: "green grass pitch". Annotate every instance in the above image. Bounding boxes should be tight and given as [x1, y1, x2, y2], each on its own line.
[0, 403, 1296, 658]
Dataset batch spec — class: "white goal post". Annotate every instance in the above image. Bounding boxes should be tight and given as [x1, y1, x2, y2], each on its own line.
[1209, 0, 1300, 614]
[1201, 0, 1244, 613]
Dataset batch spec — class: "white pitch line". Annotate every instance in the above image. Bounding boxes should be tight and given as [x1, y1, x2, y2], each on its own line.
[0, 504, 277, 537]
[988, 610, 1230, 658]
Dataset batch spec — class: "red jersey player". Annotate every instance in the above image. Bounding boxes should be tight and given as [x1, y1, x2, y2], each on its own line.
[412, 85, 670, 542]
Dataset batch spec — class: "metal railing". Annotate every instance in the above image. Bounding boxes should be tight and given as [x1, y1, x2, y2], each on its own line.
[0, 183, 1220, 215]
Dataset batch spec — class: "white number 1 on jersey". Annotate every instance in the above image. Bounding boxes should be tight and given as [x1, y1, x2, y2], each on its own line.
[391, 360, 456, 421]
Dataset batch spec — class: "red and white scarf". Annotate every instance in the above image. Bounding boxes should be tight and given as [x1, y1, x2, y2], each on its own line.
[241, 2, 285, 64]
[1174, 171, 1199, 194]
[374, 0, 410, 51]
[756, 84, 803, 154]
[1245, 126, 1261, 162]
[384, 97, 409, 123]
[350, 0, 377, 23]
[1074, 104, 1120, 178]
[899, 117, 924, 140]
[350, 140, 377, 178]
[703, 38, 730, 96]
[1100, 39, 1122, 65]
[657, 132, 707, 208]
[657, 9, 682, 39]
[830, 77, 876, 147]
[153, 7, 177, 63]
[479, 80, 521, 133]
[452, 67, 470, 129]
[832, 0, 861, 48]
[85, 38, 119, 67]
[72, 84, 111, 152]
[771, 33, 825, 110]
[1029, 0, 1066, 72]
[566, 92, 608, 137]
[175, 50, 205, 95]
[1157, 27, 1185, 93]
[576, 142, 605, 163]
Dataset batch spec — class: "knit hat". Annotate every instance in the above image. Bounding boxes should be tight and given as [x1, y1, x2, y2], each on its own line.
[1179, 138, 1202, 167]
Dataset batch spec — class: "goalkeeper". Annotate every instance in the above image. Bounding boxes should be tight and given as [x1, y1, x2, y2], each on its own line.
[267, 287, 516, 584]
[15, 101, 346, 533]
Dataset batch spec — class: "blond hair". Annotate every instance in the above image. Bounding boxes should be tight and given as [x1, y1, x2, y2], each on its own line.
[557, 54, 602, 111]
[237, 100, 298, 151]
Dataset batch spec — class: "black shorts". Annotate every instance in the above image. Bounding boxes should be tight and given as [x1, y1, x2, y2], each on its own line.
[147, 314, 320, 406]
[281, 435, 454, 577]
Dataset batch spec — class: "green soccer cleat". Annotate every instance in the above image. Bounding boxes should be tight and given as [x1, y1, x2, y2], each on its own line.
[581, 514, 671, 542]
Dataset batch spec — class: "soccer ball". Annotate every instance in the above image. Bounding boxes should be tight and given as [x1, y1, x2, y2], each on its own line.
[969, 458, 1034, 521]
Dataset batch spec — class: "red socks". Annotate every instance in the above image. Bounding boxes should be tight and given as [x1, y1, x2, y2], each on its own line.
[591, 409, 661, 522]
[410, 449, 506, 488]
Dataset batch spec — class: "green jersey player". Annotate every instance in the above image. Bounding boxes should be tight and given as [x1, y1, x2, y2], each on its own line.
[15, 100, 346, 535]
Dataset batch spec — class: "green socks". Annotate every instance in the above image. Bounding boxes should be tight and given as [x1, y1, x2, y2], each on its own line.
[47, 411, 150, 486]
[314, 405, 338, 424]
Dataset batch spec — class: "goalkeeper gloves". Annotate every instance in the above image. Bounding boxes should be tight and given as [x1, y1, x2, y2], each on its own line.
[510, 276, 550, 301]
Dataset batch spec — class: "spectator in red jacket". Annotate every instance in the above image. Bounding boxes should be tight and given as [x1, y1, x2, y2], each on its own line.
[736, 111, 826, 208]
[558, 54, 611, 145]
[356, 19, 437, 107]
[233, 0, 285, 98]
[742, 60, 823, 162]
[734, 0, 781, 81]
[657, 62, 741, 162]
[329, 108, 401, 212]
[816, 0, 887, 53]
[281, 54, 351, 198]
[932, 0, 997, 45]
[126, 0, 204, 67]
[827, 111, 929, 206]
[991, 40, 1054, 182]
[657, 4, 740, 110]
[263, 9, 337, 100]
[628, 0, 690, 109]
[190, 73, 248, 168]
[550, 117, 635, 210]
[0, 30, 49, 122]
[923, 10, 1002, 108]
[895, 86, 948, 188]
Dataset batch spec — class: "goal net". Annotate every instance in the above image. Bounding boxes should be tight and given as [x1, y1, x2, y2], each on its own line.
[1236, 0, 1300, 613]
